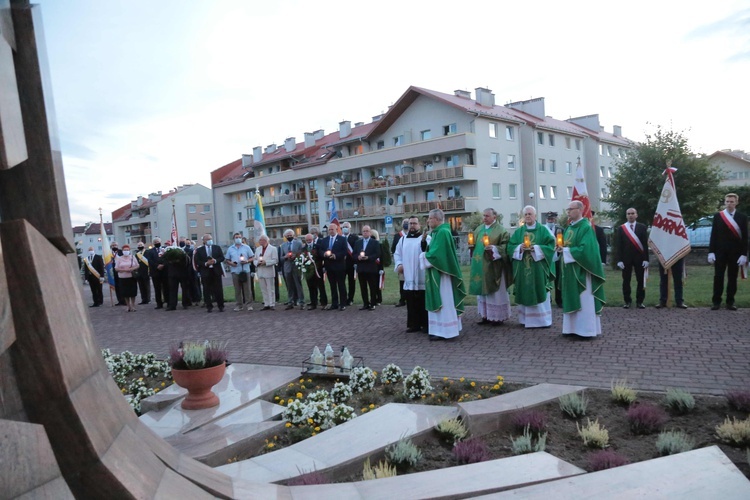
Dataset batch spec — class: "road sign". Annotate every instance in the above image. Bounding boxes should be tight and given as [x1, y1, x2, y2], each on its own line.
[385, 215, 393, 228]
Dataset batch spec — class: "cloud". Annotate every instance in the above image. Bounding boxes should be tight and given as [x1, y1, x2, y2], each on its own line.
[687, 7, 750, 62]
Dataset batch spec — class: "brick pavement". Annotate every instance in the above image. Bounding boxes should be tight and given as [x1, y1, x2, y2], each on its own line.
[86, 281, 750, 396]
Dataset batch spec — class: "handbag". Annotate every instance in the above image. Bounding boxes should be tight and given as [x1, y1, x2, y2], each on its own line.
[238, 271, 248, 283]
[130, 256, 140, 278]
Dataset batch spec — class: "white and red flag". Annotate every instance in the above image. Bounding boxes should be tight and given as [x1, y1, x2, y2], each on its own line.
[170, 204, 179, 246]
[572, 157, 593, 221]
[648, 166, 691, 269]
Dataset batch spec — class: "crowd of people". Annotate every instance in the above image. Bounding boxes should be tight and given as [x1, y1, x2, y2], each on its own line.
[83, 193, 747, 340]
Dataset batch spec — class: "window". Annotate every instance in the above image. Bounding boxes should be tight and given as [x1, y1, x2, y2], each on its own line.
[353, 144, 363, 155]
[507, 154, 516, 170]
[191, 233, 197, 240]
[566, 186, 573, 199]
[189, 219, 197, 228]
[393, 135, 404, 146]
[538, 185, 546, 199]
[509, 184, 517, 199]
[575, 139, 581, 150]
[510, 213, 519, 227]
[237, 212, 242, 221]
[490, 152, 499, 168]
[608, 167, 614, 178]
[538, 159, 545, 172]
[550, 160, 556, 173]
[565, 137, 571, 149]
[548, 134, 555, 147]
[601, 187, 609, 199]
[599, 144, 605, 155]
[489, 122, 498, 138]
[204, 219, 212, 227]
[443, 123, 457, 135]
[565, 161, 572, 174]
[420, 129, 431, 140]
[446, 155, 459, 167]
[537, 132, 544, 145]
[448, 186, 461, 198]
[377, 140, 384, 150]
[425, 190, 435, 201]
[550, 186, 557, 199]
[600, 166, 606, 177]
[188, 205, 196, 213]
[506, 126, 514, 141]
[204, 205, 210, 212]
[606, 145, 612, 156]
[492, 183, 501, 199]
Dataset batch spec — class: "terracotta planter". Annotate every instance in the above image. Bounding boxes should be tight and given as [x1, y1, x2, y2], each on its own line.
[171, 362, 226, 410]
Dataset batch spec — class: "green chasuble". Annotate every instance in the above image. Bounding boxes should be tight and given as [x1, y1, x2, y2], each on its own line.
[561, 218, 606, 314]
[425, 223, 466, 314]
[507, 224, 556, 306]
[469, 221, 512, 296]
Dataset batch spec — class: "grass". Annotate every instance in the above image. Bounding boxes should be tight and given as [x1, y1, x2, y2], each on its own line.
[220, 265, 748, 308]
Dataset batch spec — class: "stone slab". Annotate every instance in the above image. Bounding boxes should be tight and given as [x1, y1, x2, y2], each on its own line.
[285, 452, 584, 499]
[458, 383, 586, 436]
[218, 403, 457, 484]
[481, 446, 750, 499]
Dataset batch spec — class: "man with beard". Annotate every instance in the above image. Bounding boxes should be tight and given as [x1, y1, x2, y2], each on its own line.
[394, 216, 428, 333]
[470, 208, 512, 325]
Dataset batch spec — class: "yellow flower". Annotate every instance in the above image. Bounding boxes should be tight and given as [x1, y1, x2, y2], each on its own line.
[299, 379, 304, 383]
[459, 377, 465, 382]
[274, 396, 280, 400]
[369, 403, 375, 409]
[477, 395, 482, 399]
[307, 378, 312, 383]
[160, 382, 166, 387]
[470, 381, 476, 387]
[307, 418, 314, 424]
[385, 380, 390, 385]
[443, 377, 448, 381]
[300, 385, 306, 389]
[274, 435, 278, 440]
[296, 392, 303, 399]
[121, 388, 126, 394]
[154, 388, 160, 393]
[314, 426, 321, 432]
[496, 375, 504, 381]
[493, 384, 500, 390]
[267, 443, 275, 448]
[311, 432, 317, 436]
[458, 398, 463, 402]
[373, 371, 378, 376]
[362, 408, 368, 413]
[285, 422, 292, 428]
[138, 377, 143, 381]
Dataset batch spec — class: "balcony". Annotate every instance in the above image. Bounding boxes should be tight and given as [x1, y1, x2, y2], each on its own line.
[265, 214, 308, 226]
[401, 198, 465, 215]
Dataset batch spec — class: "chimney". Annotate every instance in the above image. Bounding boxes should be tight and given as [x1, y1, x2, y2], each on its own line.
[339, 120, 351, 139]
[241, 154, 252, 167]
[372, 114, 383, 122]
[613, 125, 622, 137]
[454, 89, 471, 99]
[284, 137, 296, 153]
[304, 132, 315, 148]
[505, 97, 545, 119]
[253, 146, 262, 163]
[313, 129, 325, 140]
[354, 122, 364, 127]
[265, 143, 277, 154]
[475, 87, 495, 107]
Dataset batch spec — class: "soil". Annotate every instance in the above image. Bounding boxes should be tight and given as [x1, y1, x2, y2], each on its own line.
[258, 378, 750, 483]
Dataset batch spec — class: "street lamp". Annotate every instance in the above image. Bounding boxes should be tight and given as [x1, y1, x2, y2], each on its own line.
[377, 175, 393, 214]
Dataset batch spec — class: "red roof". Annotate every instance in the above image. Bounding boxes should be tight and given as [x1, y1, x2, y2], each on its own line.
[84, 223, 113, 236]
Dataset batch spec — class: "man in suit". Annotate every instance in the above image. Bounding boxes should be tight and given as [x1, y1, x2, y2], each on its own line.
[254, 234, 279, 310]
[353, 225, 382, 310]
[193, 233, 225, 312]
[144, 237, 169, 309]
[134, 242, 151, 305]
[304, 232, 328, 309]
[166, 245, 192, 311]
[110, 241, 126, 306]
[708, 193, 748, 310]
[82, 246, 104, 307]
[544, 211, 563, 307]
[591, 211, 608, 265]
[321, 223, 348, 310]
[391, 220, 408, 307]
[280, 228, 305, 309]
[341, 221, 358, 306]
[616, 208, 649, 309]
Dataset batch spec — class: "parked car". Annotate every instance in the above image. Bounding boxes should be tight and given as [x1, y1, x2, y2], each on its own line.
[686, 216, 712, 248]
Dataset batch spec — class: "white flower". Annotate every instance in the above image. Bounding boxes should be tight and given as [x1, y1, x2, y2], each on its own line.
[403, 366, 433, 400]
[380, 363, 404, 384]
[330, 382, 353, 404]
[349, 367, 376, 393]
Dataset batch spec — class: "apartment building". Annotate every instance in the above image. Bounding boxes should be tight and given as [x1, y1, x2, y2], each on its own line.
[111, 184, 213, 246]
[708, 149, 750, 187]
[212, 85, 632, 246]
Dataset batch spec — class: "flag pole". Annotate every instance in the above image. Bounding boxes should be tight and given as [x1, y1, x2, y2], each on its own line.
[666, 268, 672, 308]
[100, 208, 114, 307]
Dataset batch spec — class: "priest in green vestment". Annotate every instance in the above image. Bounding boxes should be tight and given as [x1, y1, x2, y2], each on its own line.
[508, 206, 556, 328]
[469, 208, 512, 325]
[557, 200, 606, 337]
[421, 209, 466, 340]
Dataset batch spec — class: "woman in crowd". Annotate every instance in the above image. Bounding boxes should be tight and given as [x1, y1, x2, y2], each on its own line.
[115, 244, 140, 312]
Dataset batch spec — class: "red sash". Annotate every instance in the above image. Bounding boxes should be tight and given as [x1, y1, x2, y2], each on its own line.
[719, 211, 741, 240]
[622, 224, 644, 253]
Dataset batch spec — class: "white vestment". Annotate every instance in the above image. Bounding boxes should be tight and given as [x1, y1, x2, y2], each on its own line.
[419, 252, 461, 339]
[512, 241, 552, 328]
[477, 245, 511, 322]
[394, 236, 426, 290]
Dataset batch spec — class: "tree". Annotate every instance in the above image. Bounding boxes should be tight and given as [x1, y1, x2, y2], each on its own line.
[605, 126, 723, 227]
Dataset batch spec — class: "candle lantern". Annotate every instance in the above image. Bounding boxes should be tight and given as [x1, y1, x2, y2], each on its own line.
[468, 232, 475, 246]
[359, 251, 365, 258]
[523, 233, 531, 248]
[287, 252, 293, 259]
[325, 250, 332, 257]
[556, 230, 564, 247]
[482, 234, 490, 247]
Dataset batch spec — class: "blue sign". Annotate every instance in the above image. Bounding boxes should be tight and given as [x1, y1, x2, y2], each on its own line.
[384, 215, 393, 227]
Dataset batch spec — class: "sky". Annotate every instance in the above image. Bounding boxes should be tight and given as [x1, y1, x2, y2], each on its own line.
[33, 0, 750, 227]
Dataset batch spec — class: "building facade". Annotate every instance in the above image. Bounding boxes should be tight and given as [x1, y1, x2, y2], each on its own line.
[111, 184, 213, 246]
[708, 150, 750, 187]
[212, 85, 632, 246]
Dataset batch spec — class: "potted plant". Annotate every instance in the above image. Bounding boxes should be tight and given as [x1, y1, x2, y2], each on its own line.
[168, 340, 228, 410]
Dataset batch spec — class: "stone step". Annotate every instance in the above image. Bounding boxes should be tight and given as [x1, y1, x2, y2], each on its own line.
[217, 403, 458, 484]
[458, 383, 587, 436]
[480, 446, 750, 499]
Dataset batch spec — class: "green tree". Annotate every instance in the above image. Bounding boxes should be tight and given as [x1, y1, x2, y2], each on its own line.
[605, 126, 722, 227]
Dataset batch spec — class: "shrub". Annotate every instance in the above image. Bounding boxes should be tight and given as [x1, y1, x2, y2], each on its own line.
[453, 437, 491, 464]
[330, 382, 352, 404]
[403, 366, 433, 400]
[282, 399, 307, 426]
[331, 404, 356, 425]
[587, 450, 630, 471]
[435, 417, 468, 444]
[559, 392, 588, 418]
[726, 390, 750, 412]
[610, 379, 637, 405]
[510, 425, 547, 455]
[357, 391, 383, 407]
[656, 430, 695, 456]
[349, 367, 376, 393]
[665, 388, 695, 414]
[380, 363, 404, 384]
[385, 437, 423, 471]
[627, 403, 669, 435]
[577, 418, 609, 448]
[362, 458, 397, 480]
[303, 398, 334, 429]
[715, 416, 750, 446]
[287, 470, 329, 486]
[511, 409, 547, 436]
